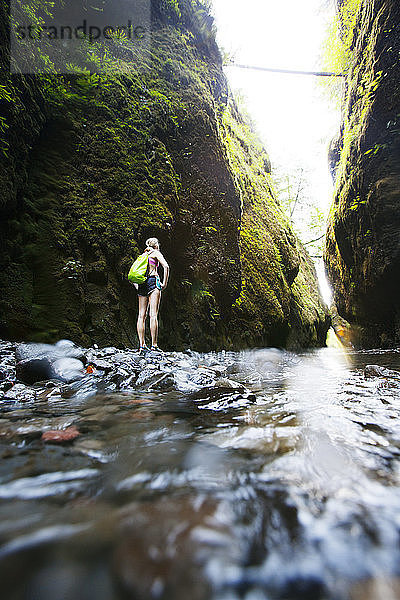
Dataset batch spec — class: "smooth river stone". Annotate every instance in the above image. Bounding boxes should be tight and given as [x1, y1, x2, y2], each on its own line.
[41, 426, 81, 444]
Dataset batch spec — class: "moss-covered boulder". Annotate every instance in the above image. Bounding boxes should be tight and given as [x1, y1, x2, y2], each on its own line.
[220, 101, 329, 349]
[0, 0, 328, 350]
[325, 0, 400, 348]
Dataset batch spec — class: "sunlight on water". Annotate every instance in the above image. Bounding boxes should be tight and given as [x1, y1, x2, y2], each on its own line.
[2, 341, 400, 599]
[316, 259, 334, 306]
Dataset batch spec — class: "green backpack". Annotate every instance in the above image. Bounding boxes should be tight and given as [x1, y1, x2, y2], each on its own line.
[128, 253, 149, 284]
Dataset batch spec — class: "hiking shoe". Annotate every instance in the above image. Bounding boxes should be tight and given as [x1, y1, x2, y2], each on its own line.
[150, 346, 163, 354]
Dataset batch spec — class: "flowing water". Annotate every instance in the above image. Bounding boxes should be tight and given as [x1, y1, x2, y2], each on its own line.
[1, 341, 400, 599]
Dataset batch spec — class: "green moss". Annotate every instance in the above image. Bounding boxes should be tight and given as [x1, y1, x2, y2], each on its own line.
[320, 0, 364, 104]
[1, 0, 327, 349]
[219, 98, 327, 348]
[325, 0, 400, 345]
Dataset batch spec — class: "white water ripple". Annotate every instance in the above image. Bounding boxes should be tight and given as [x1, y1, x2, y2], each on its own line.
[0, 468, 99, 499]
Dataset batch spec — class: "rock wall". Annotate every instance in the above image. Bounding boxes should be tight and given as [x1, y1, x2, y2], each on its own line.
[325, 0, 400, 347]
[0, 0, 328, 351]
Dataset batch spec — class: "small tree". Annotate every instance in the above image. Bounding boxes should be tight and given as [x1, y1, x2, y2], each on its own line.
[273, 162, 326, 258]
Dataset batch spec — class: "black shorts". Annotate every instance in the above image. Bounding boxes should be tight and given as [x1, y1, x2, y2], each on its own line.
[137, 276, 161, 297]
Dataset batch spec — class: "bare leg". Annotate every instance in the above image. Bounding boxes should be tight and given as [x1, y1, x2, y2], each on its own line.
[149, 289, 161, 347]
[137, 295, 149, 347]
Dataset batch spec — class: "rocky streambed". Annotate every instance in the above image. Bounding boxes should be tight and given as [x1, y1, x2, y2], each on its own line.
[2, 339, 400, 599]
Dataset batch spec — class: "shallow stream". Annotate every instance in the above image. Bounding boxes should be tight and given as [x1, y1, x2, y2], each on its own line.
[1, 340, 400, 599]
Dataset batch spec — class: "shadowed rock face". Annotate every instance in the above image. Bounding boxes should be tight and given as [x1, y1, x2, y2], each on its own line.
[0, 0, 328, 351]
[325, 0, 400, 348]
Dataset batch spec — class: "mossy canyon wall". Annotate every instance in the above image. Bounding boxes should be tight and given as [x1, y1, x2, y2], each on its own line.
[325, 0, 400, 347]
[0, 0, 329, 351]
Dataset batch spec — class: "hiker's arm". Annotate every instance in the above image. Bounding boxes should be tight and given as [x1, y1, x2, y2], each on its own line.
[156, 251, 170, 289]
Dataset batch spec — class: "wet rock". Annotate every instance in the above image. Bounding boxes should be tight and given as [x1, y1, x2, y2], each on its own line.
[96, 347, 120, 357]
[174, 369, 216, 393]
[16, 340, 85, 363]
[103, 366, 138, 391]
[0, 416, 68, 443]
[15, 341, 86, 385]
[81, 405, 120, 420]
[148, 373, 175, 392]
[189, 386, 246, 403]
[52, 358, 85, 383]
[36, 379, 61, 389]
[15, 343, 48, 363]
[113, 355, 141, 369]
[54, 340, 87, 363]
[16, 356, 85, 386]
[364, 365, 400, 379]
[74, 439, 108, 460]
[174, 358, 193, 369]
[364, 365, 385, 378]
[0, 381, 14, 395]
[41, 426, 80, 444]
[87, 358, 114, 372]
[0, 341, 15, 352]
[350, 577, 400, 600]
[0, 420, 17, 440]
[214, 378, 246, 390]
[201, 364, 229, 377]
[277, 575, 327, 600]
[15, 423, 46, 440]
[36, 387, 63, 401]
[75, 439, 105, 451]
[0, 362, 15, 381]
[62, 377, 98, 401]
[113, 496, 236, 600]
[225, 362, 241, 375]
[4, 341, 254, 405]
[119, 375, 138, 391]
[16, 357, 54, 385]
[60, 384, 77, 399]
[2, 383, 37, 402]
[136, 366, 163, 387]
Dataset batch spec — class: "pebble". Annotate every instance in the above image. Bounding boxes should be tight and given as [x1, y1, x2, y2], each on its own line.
[15, 423, 45, 439]
[2, 383, 37, 402]
[0, 420, 15, 440]
[41, 426, 81, 444]
[37, 387, 63, 401]
[74, 439, 105, 451]
[214, 377, 246, 390]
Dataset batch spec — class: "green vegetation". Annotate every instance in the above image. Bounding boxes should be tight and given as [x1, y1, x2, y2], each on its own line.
[325, 0, 400, 346]
[220, 97, 328, 348]
[1, 0, 328, 349]
[273, 164, 326, 259]
[320, 0, 363, 105]
[324, 0, 363, 72]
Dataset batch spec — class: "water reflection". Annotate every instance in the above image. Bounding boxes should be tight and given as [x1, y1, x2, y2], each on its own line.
[1, 343, 400, 599]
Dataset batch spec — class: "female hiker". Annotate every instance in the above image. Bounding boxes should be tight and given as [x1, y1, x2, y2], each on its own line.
[136, 237, 169, 354]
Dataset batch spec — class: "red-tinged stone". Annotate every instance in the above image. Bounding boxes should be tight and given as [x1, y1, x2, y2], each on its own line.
[41, 426, 80, 443]
[126, 398, 151, 405]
